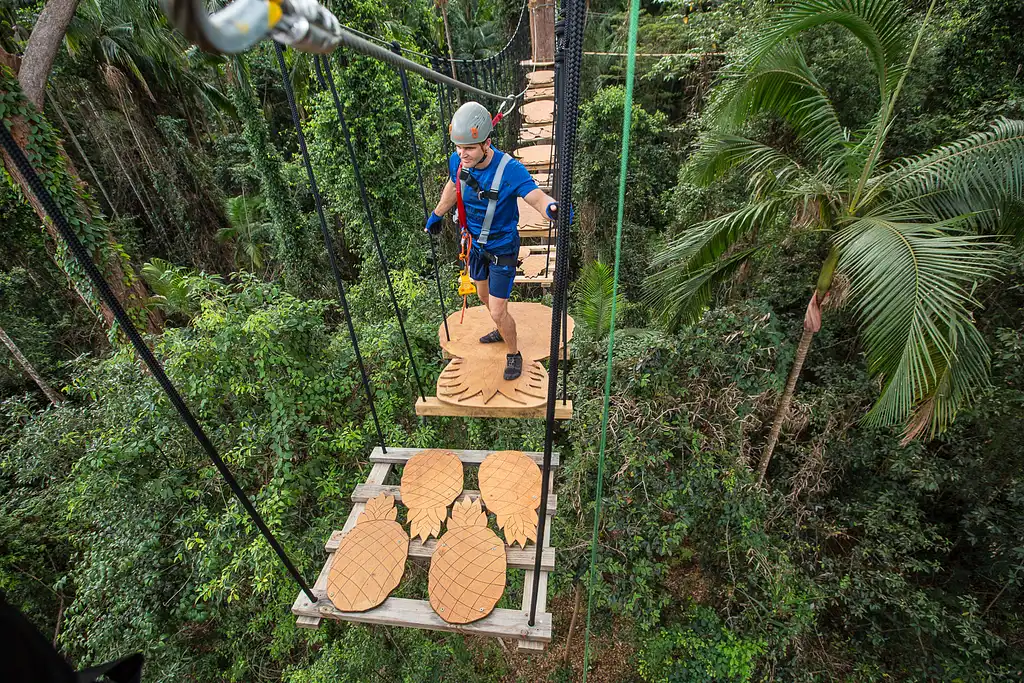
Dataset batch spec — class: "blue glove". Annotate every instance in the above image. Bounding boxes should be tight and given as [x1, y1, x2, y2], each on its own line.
[425, 211, 444, 235]
[546, 202, 573, 224]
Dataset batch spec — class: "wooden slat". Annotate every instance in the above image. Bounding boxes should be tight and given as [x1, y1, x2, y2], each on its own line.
[441, 343, 570, 360]
[321, 528, 556, 571]
[514, 276, 553, 287]
[352, 483, 557, 515]
[518, 226, 557, 239]
[295, 462, 393, 629]
[368, 446, 559, 469]
[518, 469, 555, 652]
[415, 397, 573, 419]
[292, 593, 552, 642]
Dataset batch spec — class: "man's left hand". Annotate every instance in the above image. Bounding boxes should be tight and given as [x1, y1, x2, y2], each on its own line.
[546, 202, 573, 224]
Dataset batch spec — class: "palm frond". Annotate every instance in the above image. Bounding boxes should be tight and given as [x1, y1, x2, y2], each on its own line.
[647, 246, 766, 330]
[646, 201, 782, 328]
[712, 44, 848, 162]
[884, 118, 1024, 239]
[744, 0, 911, 98]
[833, 214, 1005, 435]
[575, 261, 625, 338]
[689, 134, 803, 194]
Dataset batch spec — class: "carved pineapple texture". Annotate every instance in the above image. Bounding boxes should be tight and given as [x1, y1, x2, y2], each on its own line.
[400, 449, 463, 541]
[428, 497, 507, 624]
[326, 494, 408, 612]
[479, 450, 541, 547]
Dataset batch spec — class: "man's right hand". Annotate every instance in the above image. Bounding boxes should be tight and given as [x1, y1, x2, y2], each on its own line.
[425, 211, 444, 235]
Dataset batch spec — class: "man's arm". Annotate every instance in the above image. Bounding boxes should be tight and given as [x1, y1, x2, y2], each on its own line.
[524, 187, 557, 218]
[434, 179, 457, 216]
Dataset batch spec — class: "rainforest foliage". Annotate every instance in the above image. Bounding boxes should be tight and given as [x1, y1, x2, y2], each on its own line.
[2, 0, 1023, 681]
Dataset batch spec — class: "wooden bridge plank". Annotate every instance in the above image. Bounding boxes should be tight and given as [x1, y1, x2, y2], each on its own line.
[415, 397, 573, 419]
[368, 446, 559, 469]
[292, 594, 553, 643]
[352, 483, 557, 515]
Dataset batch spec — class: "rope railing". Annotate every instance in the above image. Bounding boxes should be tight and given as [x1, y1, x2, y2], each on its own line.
[272, 43, 390, 450]
[530, 0, 587, 627]
[0, 112, 319, 606]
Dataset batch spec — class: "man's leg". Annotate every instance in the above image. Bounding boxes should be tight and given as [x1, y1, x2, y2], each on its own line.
[487, 295, 518, 355]
[474, 277, 490, 307]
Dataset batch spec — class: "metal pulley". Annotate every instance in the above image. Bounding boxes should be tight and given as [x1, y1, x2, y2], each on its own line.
[161, 0, 342, 55]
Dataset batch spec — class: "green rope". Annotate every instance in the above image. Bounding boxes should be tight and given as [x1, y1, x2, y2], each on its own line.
[581, 0, 640, 678]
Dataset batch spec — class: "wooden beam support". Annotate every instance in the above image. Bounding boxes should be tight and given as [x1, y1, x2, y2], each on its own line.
[352, 483, 557, 515]
[415, 397, 573, 419]
[368, 446, 559, 469]
[322, 529, 556, 571]
[292, 593, 553, 642]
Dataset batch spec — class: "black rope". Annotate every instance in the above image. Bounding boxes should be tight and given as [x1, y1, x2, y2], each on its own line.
[0, 117, 318, 605]
[273, 42, 388, 452]
[529, 0, 586, 627]
[391, 43, 451, 342]
[431, 57, 452, 160]
[313, 49, 429, 403]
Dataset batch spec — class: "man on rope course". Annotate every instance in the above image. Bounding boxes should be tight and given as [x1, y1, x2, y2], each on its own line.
[425, 101, 559, 381]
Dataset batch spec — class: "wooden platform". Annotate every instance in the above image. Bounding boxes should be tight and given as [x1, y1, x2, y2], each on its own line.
[292, 448, 559, 651]
[515, 144, 554, 171]
[516, 245, 555, 286]
[527, 70, 555, 87]
[525, 87, 554, 102]
[522, 100, 554, 125]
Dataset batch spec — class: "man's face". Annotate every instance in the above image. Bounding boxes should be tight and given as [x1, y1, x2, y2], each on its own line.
[456, 140, 490, 168]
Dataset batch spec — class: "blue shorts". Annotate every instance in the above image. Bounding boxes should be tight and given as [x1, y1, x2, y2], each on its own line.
[469, 249, 516, 299]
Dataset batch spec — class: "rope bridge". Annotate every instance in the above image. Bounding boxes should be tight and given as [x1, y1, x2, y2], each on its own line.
[0, 0, 636, 665]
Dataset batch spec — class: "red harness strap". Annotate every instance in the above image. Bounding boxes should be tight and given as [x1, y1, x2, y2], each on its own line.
[454, 162, 473, 322]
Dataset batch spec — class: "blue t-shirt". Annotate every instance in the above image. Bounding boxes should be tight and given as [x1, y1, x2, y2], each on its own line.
[448, 147, 539, 255]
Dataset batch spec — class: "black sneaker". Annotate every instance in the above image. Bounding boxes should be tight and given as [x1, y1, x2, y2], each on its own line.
[479, 329, 504, 344]
[504, 352, 523, 380]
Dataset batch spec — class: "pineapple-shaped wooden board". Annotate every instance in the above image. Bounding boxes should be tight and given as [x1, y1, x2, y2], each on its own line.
[326, 494, 408, 612]
[429, 496, 507, 623]
[479, 450, 542, 547]
[400, 449, 463, 541]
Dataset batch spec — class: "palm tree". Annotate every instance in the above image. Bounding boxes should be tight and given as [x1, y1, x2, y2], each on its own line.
[646, 0, 1024, 484]
[219, 194, 272, 273]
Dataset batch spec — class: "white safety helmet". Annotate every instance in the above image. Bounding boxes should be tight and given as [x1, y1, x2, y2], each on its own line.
[449, 101, 493, 145]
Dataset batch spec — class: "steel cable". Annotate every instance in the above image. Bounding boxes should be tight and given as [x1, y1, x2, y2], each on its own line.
[0, 113, 318, 605]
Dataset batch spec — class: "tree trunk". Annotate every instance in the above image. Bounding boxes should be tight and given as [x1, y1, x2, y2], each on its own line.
[756, 248, 839, 484]
[757, 325, 815, 484]
[47, 92, 119, 219]
[18, 0, 79, 109]
[438, 0, 459, 82]
[1, 0, 162, 334]
[0, 325, 63, 404]
[562, 581, 584, 667]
